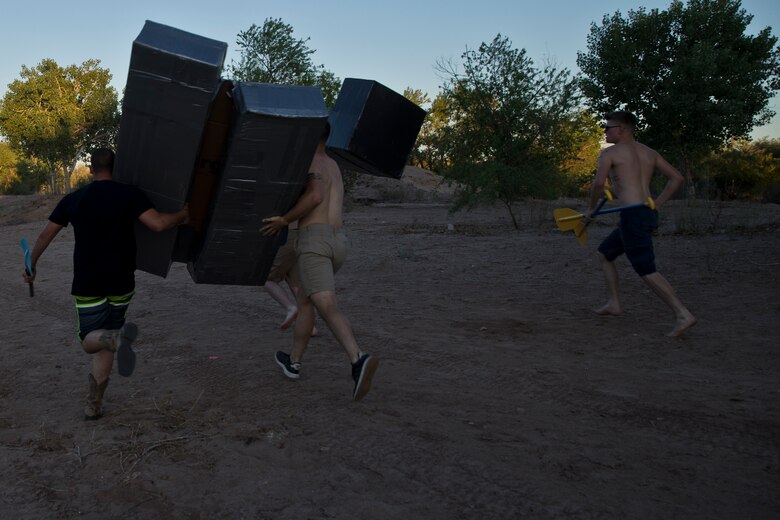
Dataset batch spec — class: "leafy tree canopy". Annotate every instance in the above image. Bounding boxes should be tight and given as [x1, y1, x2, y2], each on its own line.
[577, 0, 780, 181]
[405, 91, 454, 174]
[402, 87, 431, 109]
[702, 139, 779, 200]
[228, 18, 341, 107]
[435, 35, 586, 228]
[0, 141, 49, 194]
[0, 141, 18, 192]
[0, 58, 119, 193]
[752, 137, 780, 158]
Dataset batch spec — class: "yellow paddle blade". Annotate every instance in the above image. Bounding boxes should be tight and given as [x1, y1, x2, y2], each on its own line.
[554, 208, 584, 230]
[554, 207, 582, 221]
[558, 220, 582, 232]
[553, 207, 592, 245]
[556, 213, 586, 224]
[575, 225, 588, 246]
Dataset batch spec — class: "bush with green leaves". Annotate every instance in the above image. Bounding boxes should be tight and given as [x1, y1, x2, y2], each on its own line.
[0, 58, 118, 193]
[578, 0, 780, 185]
[434, 35, 593, 228]
[228, 18, 341, 107]
[701, 139, 780, 200]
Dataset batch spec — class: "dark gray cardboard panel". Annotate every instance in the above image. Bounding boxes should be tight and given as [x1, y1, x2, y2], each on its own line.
[327, 78, 426, 179]
[172, 80, 235, 263]
[234, 82, 333, 118]
[188, 82, 329, 285]
[134, 20, 227, 82]
[114, 20, 227, 277]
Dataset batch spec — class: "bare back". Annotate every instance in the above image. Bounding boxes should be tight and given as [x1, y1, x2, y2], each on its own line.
[599, 142, 657, 205]
[299, 149, 344, 229]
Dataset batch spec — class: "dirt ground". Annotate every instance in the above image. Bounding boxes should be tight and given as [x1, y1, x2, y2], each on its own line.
[0, 185, 778, 519]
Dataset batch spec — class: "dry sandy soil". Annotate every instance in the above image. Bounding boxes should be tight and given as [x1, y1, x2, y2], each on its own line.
[0, 173, 778, 519]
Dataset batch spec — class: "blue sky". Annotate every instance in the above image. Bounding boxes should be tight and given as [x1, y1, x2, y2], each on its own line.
[2, 0, 779, 138]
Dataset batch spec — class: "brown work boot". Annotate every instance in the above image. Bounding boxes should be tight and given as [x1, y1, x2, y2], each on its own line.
[84, 374, 109, 420]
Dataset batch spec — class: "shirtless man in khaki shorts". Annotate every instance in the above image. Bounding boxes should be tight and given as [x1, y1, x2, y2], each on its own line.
[590, 110, 696, 337]
[261, 124, 379, 401]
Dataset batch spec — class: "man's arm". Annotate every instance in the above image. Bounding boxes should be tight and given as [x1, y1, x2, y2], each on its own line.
[138, 204, 190, 232]
[24, 221, 64, 282]
[653, 154, 684, 208]
[261, 172, 325, 236]
[589, 151, 612, 213]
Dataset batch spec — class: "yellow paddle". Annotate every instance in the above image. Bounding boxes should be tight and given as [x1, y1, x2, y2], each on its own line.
[554, 194, 655, 246]
[555, 190, 612, 227]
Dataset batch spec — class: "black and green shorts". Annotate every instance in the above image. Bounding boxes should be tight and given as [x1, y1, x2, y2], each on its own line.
[74, 292, 134, 341]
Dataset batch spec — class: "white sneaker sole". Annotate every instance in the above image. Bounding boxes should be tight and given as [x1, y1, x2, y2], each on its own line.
[275, 354, 300, 380]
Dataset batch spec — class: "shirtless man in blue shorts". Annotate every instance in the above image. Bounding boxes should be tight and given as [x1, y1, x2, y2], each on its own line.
[261, 124, 379, 400]
[589, 111, 697, 337]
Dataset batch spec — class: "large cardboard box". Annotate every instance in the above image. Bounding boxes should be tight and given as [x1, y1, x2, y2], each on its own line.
[187, 82, 329, 285]
[327, 78, 426, 179]
[114, 20, 227, 277]
[172, 79, 234, 262]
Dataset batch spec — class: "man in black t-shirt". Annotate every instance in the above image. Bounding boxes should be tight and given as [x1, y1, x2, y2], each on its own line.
[23, 148, 189, 420]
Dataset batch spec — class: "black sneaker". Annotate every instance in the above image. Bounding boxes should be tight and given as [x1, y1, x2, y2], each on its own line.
[116, 322, 138, 377]
[275, 351, 300, 380]
[351, 354, 379, 401]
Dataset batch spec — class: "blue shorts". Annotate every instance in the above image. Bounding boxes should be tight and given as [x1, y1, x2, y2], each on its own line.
[74, 292, 134, 341]
[597, 207, 658, 276]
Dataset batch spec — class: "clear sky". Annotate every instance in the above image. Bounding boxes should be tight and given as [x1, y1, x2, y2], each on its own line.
[1, 0, 779, 138]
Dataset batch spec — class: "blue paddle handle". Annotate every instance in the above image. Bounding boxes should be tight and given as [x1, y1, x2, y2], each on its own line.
[21, 238, 34, 297]
[592, 202, 647, 217]
[577, 196, 610, 237]
[592, 197, 609, 215]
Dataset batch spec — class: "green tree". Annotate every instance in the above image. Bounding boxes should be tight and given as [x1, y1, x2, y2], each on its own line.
[0, 142, 49, 194]
[402, 87, 449, 173]
[435, 35, 585, 228]
[0, 141, 18, 192]
[577, 0, 780, 188]
[413, 93, 457, 174]
[753, 137, 780, 202]
[702, 139, 779, 200]
[752, 136, 780, 158]
[402, 87, 430, 108]
[15, 157, 50, 194]
[228, 18, 341, 107]
[558, 111, 604, 196]
[406, 92, 453, 173]
[0, 58, 119, 193]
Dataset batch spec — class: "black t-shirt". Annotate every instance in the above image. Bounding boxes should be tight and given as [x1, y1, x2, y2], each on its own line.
[49, 180, 154, 296]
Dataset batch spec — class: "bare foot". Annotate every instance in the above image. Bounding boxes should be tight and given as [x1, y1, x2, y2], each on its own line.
[666, 315, 697, 337]
[311, 325, 320, 337]
[280, 306, 298, 330]
[594, 304, 622, 316]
